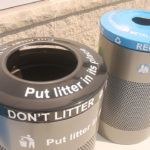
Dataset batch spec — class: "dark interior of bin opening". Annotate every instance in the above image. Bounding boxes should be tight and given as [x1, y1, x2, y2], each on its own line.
[132, 17, 150, 25]
[6, 46, 78, 82]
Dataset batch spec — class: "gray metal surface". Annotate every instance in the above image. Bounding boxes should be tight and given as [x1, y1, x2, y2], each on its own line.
[100, 35, 150, 83]
[0, 37, 107, 150]
[99, 120, 150, 144]
[99, 35, 150, 144]
[0, 92, 101, 150]
[101, 74, 150, 130]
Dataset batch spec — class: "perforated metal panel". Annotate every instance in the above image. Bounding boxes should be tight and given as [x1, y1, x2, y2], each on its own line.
[100, 74, 150, 131]
[78, 136, 96, 150]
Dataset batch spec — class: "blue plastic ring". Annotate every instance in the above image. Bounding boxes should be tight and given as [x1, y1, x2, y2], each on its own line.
[100, 9, 150, 52]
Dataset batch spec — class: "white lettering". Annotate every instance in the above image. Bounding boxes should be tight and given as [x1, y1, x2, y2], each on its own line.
[25, 87, 51, 98]
[136, 43, 150, 51]
[7, 98, 95, 122]
[28, 113, 37, 122]
[8, 110, 16, 119]
[55, 112, 63, 120]
[35, 91, 44, 99]
[25, 87, 35, 97]
[47, 137, 67, 146]
[47, 139, 54, 146]
[88, 98, 94, 108]
[80, 48, 99, 65]
[17, 112, 27, 121]
[81, 102, 88, 112]
[41, 113, 50, 121]
[136, 43, 142, 50]
[53, 83, 83, 97]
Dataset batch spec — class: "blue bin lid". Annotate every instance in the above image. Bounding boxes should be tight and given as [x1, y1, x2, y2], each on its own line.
[100, 9, 150, 52]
